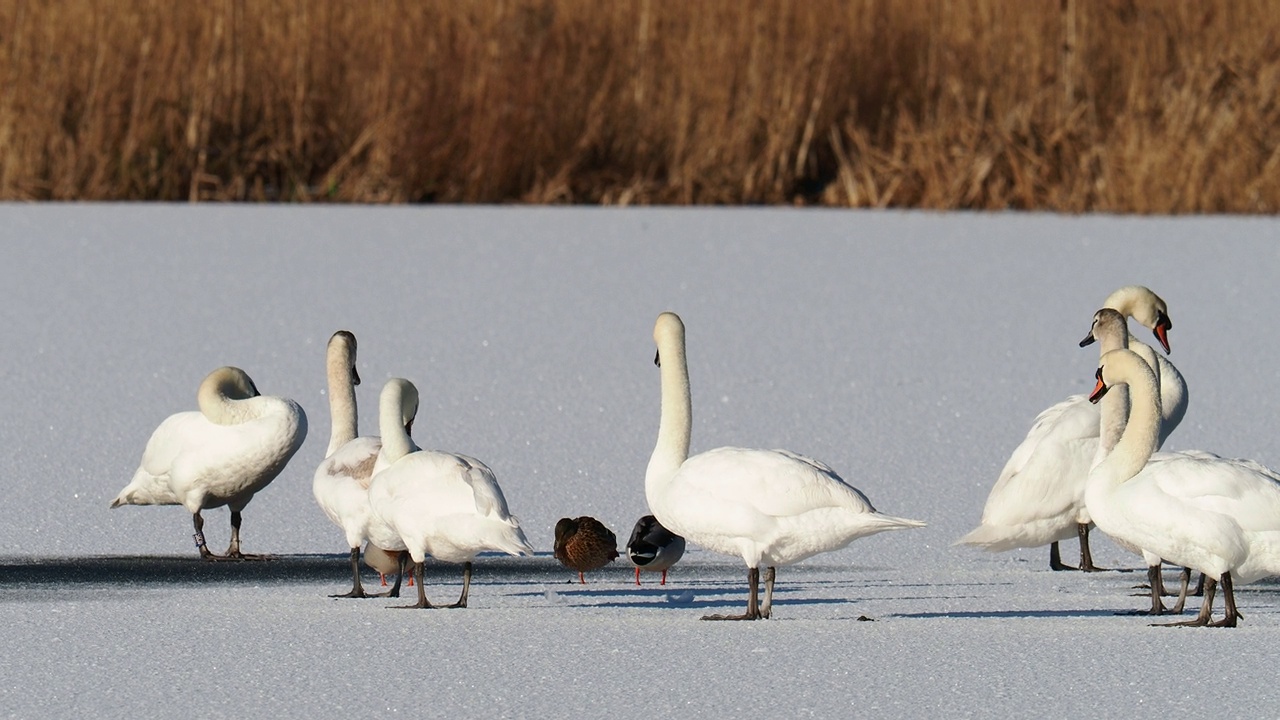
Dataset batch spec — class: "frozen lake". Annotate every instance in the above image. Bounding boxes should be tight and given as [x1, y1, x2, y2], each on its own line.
[1, 206, 1279, 717]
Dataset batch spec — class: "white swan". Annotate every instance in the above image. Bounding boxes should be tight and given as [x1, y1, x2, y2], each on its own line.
[367, 378, 533, 609]
[312, 330, 411, 598]
[645, 312, 924, 621]
[111, 366, 308, 559]
[1087, 348, 1280, 627]
[956, 286, 1185, 570]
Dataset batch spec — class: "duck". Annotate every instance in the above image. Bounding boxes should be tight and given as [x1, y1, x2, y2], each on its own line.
[645, 312, 924, 621]
[312, 331, 399, 597]
[362, 542, 412, 593]
[1086, 348, 1280, 627]
[627, 514, 685, 585]
[957, 286, 1186, 571]
[111, 366, 307, 560]
[554, 516, 619, 584]
[367, 378, 534, 609]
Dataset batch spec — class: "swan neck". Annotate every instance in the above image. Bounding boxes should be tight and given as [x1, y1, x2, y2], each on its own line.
[647, 338, 692, 493]
[1096, 364, 1162, 487]
[325, 349, 358, 456]
[378, 388, 415, 465]
[197, 371, 259, 426]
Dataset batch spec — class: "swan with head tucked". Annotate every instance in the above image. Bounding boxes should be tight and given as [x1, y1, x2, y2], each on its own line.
[1087, 348, 1280, 627]
[312, 331, 412, 598]
[956, 286, 1185, 571]
[646, 312, 925, 621]
[111, 366, 308, 560]
[627, 514, 685, 586]
[367, 378, 534, 609]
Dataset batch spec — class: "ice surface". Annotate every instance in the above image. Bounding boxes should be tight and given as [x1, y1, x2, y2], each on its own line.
[1, 205, 1279, 717]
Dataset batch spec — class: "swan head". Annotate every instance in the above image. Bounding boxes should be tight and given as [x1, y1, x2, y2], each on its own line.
[204, 366, 260, 401]
[1090, 348, 1156, 404]
[653, 312, 685, 366]
[1079, 308, 1129, 349]
[380, 378, 420, 435]
[328, 330, 360, 386]
[1101, 285, 1172, 354]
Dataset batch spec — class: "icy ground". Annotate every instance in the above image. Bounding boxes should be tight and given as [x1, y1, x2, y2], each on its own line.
[1, 206, 1279, 718]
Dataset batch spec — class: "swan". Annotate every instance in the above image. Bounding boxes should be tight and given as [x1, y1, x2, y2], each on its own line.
[312, 330, 412, 598]
[645, 312, 924, 621]
[553, 516, 619, 584]
[111, 366, 308, 560]
[367, 378, 534, 608]
[956, 286, 1185, 571]
[627, 514, 686, 586]
[1087, 348, 1280, 627]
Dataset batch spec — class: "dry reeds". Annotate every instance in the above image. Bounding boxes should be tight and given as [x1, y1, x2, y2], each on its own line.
[0, 0, 1277, 210]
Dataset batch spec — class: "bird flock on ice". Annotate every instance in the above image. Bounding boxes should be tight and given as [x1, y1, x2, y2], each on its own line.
[109, 294, 1280, 626]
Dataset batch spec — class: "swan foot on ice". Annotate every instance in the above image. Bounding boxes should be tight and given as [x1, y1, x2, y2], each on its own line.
[435, 562, 473, 609]
[1048, 525, 1108, 572]
[759, 566, 776, 619]
[703, 567, 764, 621]
[1153, 573, 1241, 628]
[390, 562, 436, 609]
[193, 510, 270, 562]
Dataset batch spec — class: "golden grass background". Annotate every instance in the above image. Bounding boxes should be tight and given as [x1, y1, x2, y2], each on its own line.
[1, 0, 1278, 210]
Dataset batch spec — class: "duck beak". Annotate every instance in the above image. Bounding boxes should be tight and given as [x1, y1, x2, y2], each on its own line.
[1088, 368, 1109, 404]
[1153, 311, 1172, 354]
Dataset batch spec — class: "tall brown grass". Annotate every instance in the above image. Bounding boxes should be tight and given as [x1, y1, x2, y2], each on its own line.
[1, 0, 1277, 210]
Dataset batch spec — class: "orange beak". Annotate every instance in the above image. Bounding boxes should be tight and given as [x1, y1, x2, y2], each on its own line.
[1088, 368, 1108, 404]
[1153, 311, 1172, 354]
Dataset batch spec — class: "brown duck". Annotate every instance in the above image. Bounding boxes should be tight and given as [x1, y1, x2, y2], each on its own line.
[554, 516, 619, 584]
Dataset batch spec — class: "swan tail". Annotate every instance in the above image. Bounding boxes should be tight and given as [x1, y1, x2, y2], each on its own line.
[869, 513, 927, 531]
[954, 524, 1043, 551]
[496, 520, 535, 557]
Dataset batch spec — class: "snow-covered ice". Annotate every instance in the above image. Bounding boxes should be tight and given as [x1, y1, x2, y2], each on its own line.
[2, 205, 1279, 717]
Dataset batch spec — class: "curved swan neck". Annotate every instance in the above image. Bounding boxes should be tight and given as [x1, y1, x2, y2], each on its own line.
[647, 314, 692, 491]
[1094, 351, 1162, 486]
[378, 378, 419, 465]
[325, 334, 359, 456]
[1102, 285, 1167, 332]
[197, 367, 261, 426]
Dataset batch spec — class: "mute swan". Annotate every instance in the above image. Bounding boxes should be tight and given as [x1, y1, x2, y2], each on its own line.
[956, 286, 1185, 571]
[627, 515, 685, 586]
[312, 330, 411, 598]
[111, 366, 308, 560]
[645, 312, 924, 621]
[367, 378, 534, 609]
[553, 516, 619, 584]
[1087, 348, 1280, 627]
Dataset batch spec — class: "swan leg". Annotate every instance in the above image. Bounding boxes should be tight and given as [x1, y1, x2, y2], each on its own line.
[1168, 568, 1191, 613]
[205, 511, 267, 561]
[1145, 565, 1174, 615]
[1209, 572, 1241, 628]
[760, 566, 776, 619]
[390, 561, 433, 609]
[192, 511, 215, 560]
[1077, 524, 1107, 572]
[1156, 576, 1217, 627]
[442, 562, 472, 609]
[329, 547, 371, 598]
[1191, 571, 1206, 597]
[1049, 542, 1075, 571]
[703, 567, 762, 621]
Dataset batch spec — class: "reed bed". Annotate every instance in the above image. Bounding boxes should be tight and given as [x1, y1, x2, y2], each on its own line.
[1, 0, 1277, 210]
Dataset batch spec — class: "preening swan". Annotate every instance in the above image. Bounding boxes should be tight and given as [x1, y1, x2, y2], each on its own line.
[367, 378, 533, 609]
[312, 330, 411, 598]
[1087, 349, 1280, 627]
[111, 366, 308, 560]
[645, 312, 924, 621]
[627, 514, 685, 586]
[957, 286, 1185, 571]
